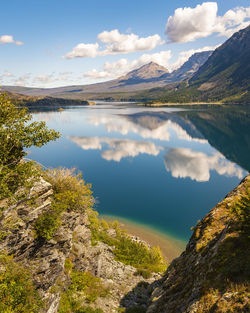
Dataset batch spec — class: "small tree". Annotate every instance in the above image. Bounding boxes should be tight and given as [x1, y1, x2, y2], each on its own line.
[0, 93, 60, 201]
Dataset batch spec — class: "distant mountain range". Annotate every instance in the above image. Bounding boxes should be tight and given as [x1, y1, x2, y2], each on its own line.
[2, 51, 212, 97]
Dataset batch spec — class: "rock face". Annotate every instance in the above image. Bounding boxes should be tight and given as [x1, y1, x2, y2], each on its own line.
[168, 51, 212, 82]
[0, 178, 160, 313]
[146, 175, 250, 313]
[119, 62, 169, 84]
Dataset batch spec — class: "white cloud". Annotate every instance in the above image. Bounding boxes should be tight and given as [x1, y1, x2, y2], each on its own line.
[98, 29, 163, 54]
[14, 74, 31, 86]
[33, 74, 54, 84]
[5, 71, 76, 87]
[84, 69, 114, 79]
[63, 30, 163, 59]
[216, 7, 250, 37]
[165, 2, 250, 43]
[166, 2, 218, 43]
[63, 43, 99, 59]
[2, 72, 14, 77]
[164, 148, 244, 182]
[68, 136, 162, 162]
[0, 35, 23, 45]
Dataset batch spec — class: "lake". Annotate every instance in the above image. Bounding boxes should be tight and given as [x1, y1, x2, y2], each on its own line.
[29, 103, 249, 247]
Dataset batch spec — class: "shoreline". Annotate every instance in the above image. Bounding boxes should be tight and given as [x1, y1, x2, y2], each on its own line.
[142, 102, 222, 107]
[100, 214, 186, 262]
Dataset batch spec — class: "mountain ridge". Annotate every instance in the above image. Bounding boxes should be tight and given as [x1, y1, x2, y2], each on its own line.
[1, 50, 212, 97]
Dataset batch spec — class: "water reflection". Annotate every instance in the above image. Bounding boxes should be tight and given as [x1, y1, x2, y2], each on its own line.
[30, 104, 249, 241]
[68, 108, 246, 181]
[88, 113, 207, 143]
[164, 148, 244, 182]
[69, 136, 162, 162]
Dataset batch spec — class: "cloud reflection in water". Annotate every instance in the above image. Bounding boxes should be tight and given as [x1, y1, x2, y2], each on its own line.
[69, 136, 162, 162]
[164, 148, 245, 182]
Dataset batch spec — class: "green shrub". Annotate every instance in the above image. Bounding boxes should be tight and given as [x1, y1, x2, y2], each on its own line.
[34, 168, 94, 241]
[69, 271, 110, 303]
[58, 271, 108, 313]
[34, 206, 62, 240]
[88, 213, 167, 275]
[64, 258, 73, 276]
[134, 269, 151, 279]
[0, 254, 43, 313]
[44, 167, 93, 213]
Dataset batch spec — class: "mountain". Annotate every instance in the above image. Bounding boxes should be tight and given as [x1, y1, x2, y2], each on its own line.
[1, 51, 212, 98]
[191, 25, 250, 88]
[146, 175, 250, 312]
[137, 25, 250, 104]
[170, 51, 212, 82]
[119, 61, 169, 83]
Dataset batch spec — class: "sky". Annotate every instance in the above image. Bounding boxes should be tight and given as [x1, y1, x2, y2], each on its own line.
[0, 0, 249, 88]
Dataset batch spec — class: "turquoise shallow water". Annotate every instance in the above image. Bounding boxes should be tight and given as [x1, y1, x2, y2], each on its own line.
[29, 103, 249, 242]
[100, 214, 186, 260]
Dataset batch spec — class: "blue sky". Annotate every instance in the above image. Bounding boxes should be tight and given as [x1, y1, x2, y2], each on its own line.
[0, 0, 249, 87]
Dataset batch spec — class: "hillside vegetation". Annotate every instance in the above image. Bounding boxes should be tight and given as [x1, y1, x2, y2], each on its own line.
[147, 175, 250, 312]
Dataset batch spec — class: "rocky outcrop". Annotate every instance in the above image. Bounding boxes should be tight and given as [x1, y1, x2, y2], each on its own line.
[146, 175, 250, 313]
[0, 178, 160, 313]
[1, 173, 249, 313]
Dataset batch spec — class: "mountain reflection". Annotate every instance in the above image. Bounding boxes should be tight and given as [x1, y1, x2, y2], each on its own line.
[178, 108, 250, 172]
[164, 148, 245, 182]
[87, 112, 207, 143]
[69, 136, 162, 162]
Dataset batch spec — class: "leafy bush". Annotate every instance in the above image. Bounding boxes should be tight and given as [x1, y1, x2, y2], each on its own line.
[34, 168, 94, 240]
[0, 254, 43, 313]
[58, 271, 108, 313]
[134, 269, 151, 279]
[0, 93, 60, 201]
[69, 271, 110, 303]
[34, 207, 62, 240]
[44, 167, 93, 213]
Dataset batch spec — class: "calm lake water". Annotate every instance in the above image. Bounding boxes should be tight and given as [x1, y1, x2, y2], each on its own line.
[29, 103, 249, 243]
